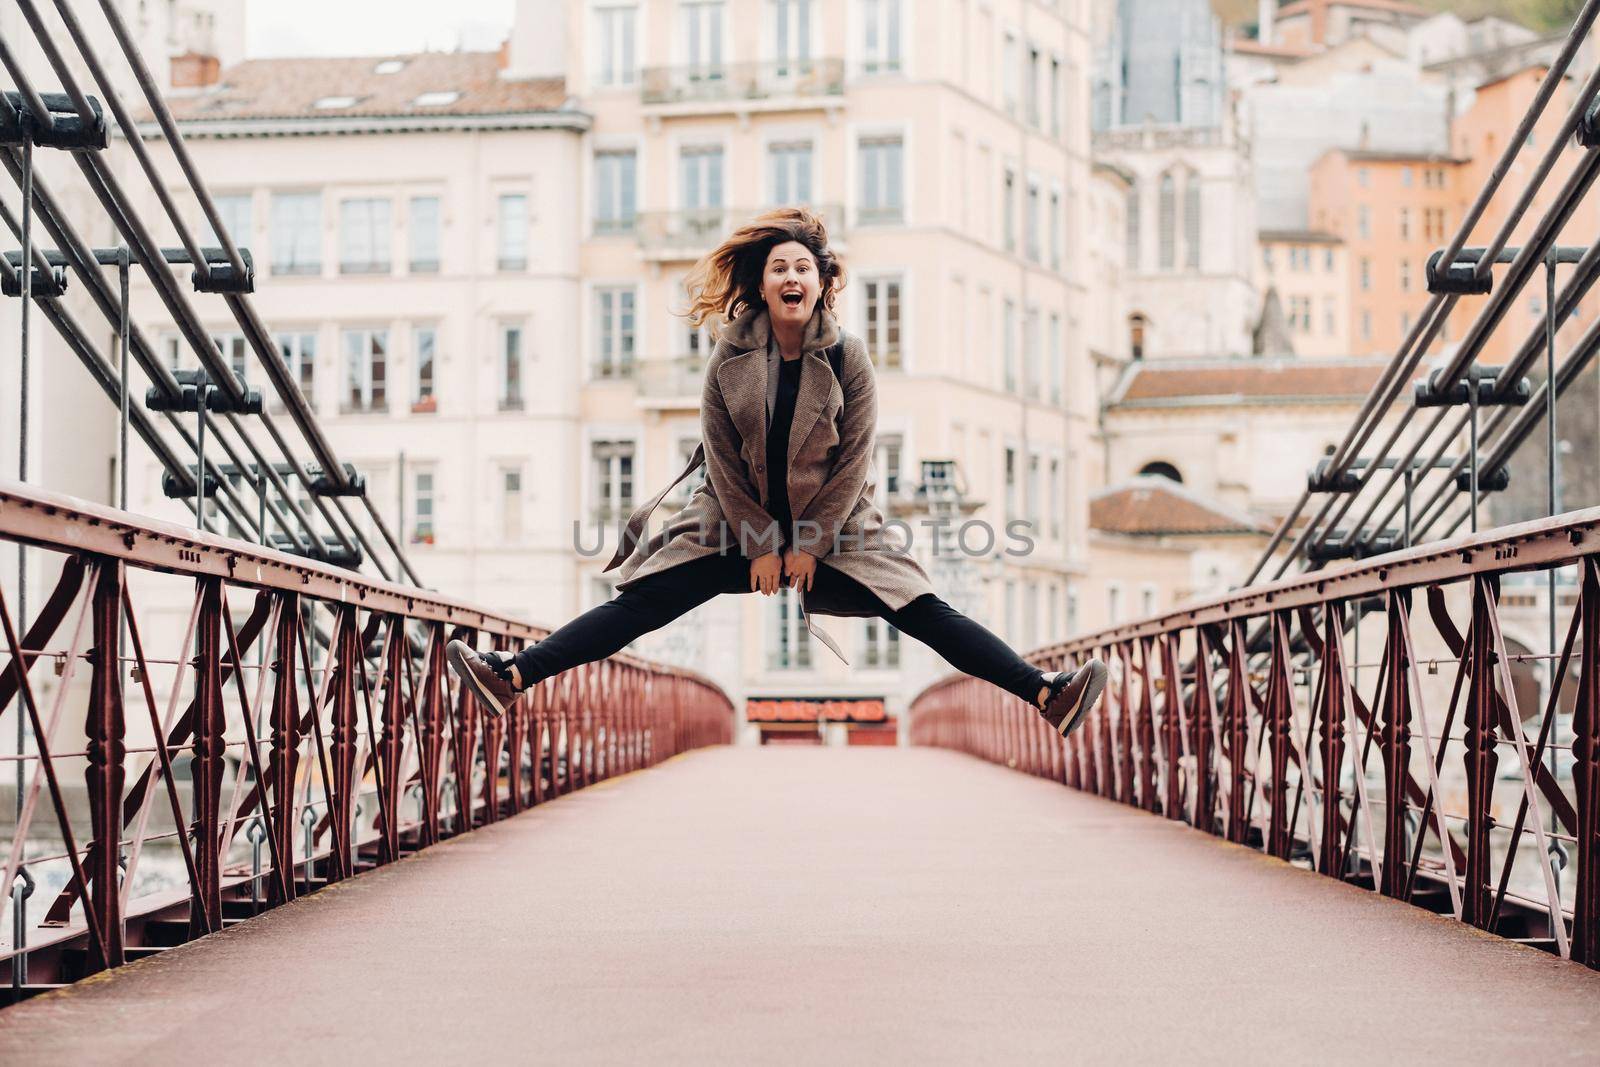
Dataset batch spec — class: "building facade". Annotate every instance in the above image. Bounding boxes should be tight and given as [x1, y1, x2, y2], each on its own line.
[558, 0, 1097, 738]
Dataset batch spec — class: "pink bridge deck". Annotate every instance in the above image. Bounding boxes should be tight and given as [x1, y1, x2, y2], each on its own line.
[1, 747, 1596, 1063]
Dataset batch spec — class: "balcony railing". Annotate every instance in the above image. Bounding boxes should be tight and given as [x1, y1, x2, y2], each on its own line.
[636, 204, 846, 261]
[641, 58, 845, 109]
[635, 353, 708, 402]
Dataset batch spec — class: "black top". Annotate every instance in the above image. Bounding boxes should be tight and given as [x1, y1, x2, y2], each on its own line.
[764, 354, 804, 549]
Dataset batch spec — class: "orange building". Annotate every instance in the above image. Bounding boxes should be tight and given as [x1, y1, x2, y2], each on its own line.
[1449, 65, 1599, 365]
[1310, 147, 1467, 356]
[1307, 64, 1597, 363]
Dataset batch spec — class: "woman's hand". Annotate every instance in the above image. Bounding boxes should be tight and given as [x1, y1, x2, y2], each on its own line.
[750, 552, 785, 596]
[783, 548, 817, 592]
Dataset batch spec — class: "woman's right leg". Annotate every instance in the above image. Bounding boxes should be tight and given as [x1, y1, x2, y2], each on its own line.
[508, 552, 748, 687]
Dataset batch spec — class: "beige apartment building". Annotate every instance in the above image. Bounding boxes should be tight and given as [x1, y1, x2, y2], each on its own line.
[553, 0, 1096, 733]
[1257, 228, 1350, 356]
[127, 49, 592, 629]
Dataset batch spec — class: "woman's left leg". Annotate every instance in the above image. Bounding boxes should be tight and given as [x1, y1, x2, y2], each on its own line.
[882, 593, 1048, 705]
[810, 565, 1046, 705]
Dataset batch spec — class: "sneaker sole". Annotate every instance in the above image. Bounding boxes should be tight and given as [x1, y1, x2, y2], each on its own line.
[1054, 659, 1108, 738]
[445, 639, 507, 719]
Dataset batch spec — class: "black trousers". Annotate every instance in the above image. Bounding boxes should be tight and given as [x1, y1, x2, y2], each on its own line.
[510, 552, 1047, 704]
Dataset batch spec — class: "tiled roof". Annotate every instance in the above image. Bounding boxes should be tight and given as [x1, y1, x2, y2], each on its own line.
[1230, 39, 1316, 58]
[160, 51, 570, 124]
[747, 699, 888, 724]
[1090, 478, 1269, 537]
[1259, 228, 1343, 244]
[1276, 0, 1430, 18]
[1113, 357, 1391, 406]
[1334, 148, 1469, 164]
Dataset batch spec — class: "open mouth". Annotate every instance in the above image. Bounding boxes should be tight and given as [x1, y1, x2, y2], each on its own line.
[781, 291, 804, 308]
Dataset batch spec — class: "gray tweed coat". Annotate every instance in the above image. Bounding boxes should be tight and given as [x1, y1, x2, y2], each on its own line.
[602, 303, 936, 663]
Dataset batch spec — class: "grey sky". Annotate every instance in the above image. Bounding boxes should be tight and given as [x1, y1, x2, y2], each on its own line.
[246, 0, 517, 58]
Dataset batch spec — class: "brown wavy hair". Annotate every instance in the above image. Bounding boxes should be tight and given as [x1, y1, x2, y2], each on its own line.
[681, 206, 846, 332]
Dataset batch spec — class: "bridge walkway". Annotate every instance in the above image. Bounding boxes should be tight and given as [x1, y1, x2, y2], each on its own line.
[1, 747, 1596, 1064]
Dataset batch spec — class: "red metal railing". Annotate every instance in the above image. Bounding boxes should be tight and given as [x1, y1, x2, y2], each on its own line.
[911, 507, 1600, 969]
[0, 480, 733, 1001]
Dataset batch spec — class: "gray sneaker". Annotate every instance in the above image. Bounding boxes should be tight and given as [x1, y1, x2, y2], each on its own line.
[1038, 659, 1108, 738]
[446, 639, 519, 719]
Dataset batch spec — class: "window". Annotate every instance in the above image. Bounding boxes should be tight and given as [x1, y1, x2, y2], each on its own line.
[1005, 579, 1017, 641]
[771, 0, 814, 75]
[670, 436, 709, 503]
[1108, 583, 1122, 625]
[1401, 166, 1413, 187]
[769, 588, 812, 669]
[1141, 586, 1156, 617]
[1067, 585, 1079, 635]
[1125, 182, 1139, 271]
[1002, 299, 1017, 391]
[680, 145, 725, 232]
[210, 332, 248, 384]
[1183, 175, 1200, 269]
[1026, 47, 1041, 128]
[1049, 56, 1062, 137]
[1139, 461, 1182, 483]
[1129, 312, 1147, 360]
[1398, 207, 1411, 241]
[274, 332, 316, 411]
[1323, 247, 1334, 272]
[501, 467, 523, 542]
[413, 90, 460, 107]
[861, 617, 900, 668]
[341, 329, 387, 412]
[858, 135, 904, 224]
[412, 470, 435, 543]
[203, 193, 251, 247]
[1357, 205, 1370, 239]
[1025, 183, 1041, 263]
[499, 324, 524, 410]
[594, 3, 637, 87]
[497, 193, 528, 271]
[269, 192, 321, 275]
[594, 286, 637, 378]
[1003, 168, 1016, 252]
[1324, 299, 1336, 336]
[875, 433, 903, 502]
[1357, 167, 1370, 188]
[769, 140, 813, 205]
[863, 276, 903, 369]
[594, 150, 637, 235]
[1290, 295, 1311, 331]
[1359, 257, 1371, 292]
[1399, 258, 1412, 292]
[682, 1, 725, 78]
[408, 196, 440, 273]
[1023, 308, 1040, 393]
[1049, 457, 1060, 540]
[1360, 309, 1372, 342]
[861, 0, 903, 75]
[1026, 452, 1041, 529]
[413, 327, 436, 410]
[1049, 189, 1061, 270]
[592, 439, 636, 523]
[339, 198, 391, 274]
[1023, 583, 1037, 650]
[1004, 446, 1018, 520]
[1158, 172, 1175, 270]
[1002, 34, 1018, 115]
[1263, 245, 1274, 271]
[1048, 313, 1061, 404]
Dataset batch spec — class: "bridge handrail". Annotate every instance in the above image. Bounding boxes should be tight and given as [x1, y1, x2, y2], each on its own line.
[0, 480, 735, 999]
[911, 507, 1600, 971]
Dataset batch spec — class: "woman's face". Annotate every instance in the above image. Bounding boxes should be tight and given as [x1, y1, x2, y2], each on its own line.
[762, 240, 822, 330]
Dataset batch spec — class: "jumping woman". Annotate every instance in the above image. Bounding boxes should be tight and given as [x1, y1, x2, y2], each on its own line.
[447, 207, 1107, 735]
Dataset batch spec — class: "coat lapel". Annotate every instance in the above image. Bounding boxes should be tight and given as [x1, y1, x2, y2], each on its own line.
[714, 346, 768, 502]
[786, 349, 833, 472]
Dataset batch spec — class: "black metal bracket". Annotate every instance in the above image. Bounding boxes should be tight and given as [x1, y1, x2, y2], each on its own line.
[1579, 94, 1600, 149]
[1, 265, 67, 298]
[1426, 247, 1502, 295]
[1307, 459, 1361, 494]
[309, 463, 367, 498]
[1454, 466, 1511, 493]
[0, 91, 108, 151]
[190, 246, 254, 294]
[1415, 366, 1531, 408]
[269, 534, 364, 569]
[161, 469, 219, 500]
[1308, 529, 1402, 563]
[144, 368, 263, 415]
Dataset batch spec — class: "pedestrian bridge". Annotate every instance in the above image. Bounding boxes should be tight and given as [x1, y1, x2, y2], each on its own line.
[1, 745, 1596, 1063]
[2, 484, 1600, 1062]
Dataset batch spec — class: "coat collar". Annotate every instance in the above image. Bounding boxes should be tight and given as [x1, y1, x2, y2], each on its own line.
[715, 305, 842, 499]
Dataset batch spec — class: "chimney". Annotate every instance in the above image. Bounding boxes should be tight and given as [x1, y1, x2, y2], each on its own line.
[1259, 0, 1275, 44]
[170, 51, 221, 89]
[498, 38, 511, 71]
